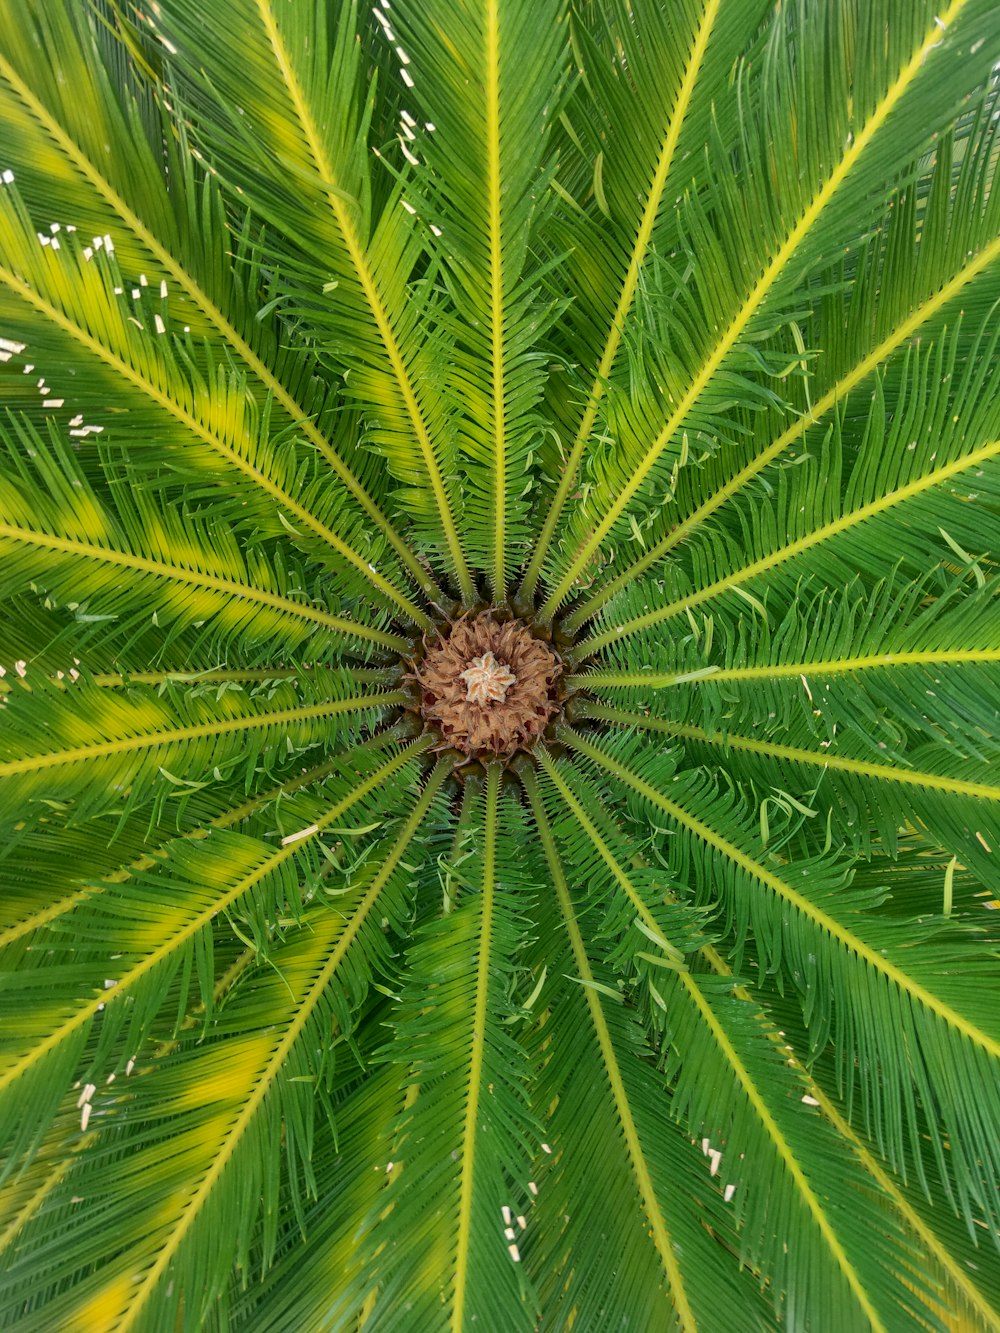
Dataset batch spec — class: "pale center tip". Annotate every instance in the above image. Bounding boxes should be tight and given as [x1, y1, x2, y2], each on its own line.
[459, 651, 517, 706]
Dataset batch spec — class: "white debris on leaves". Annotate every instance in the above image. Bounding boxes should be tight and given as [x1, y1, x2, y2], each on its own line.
[699, 1136, 741, 1201]
[373, 8, 395, 40]
[77, 1082, 97, 1131]
[0, 336, 26, 363]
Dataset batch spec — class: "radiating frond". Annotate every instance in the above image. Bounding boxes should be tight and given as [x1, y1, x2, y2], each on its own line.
[0, 0, 446, 609]
[538, 1, 1000, 620]
[386, 0, 568, 601]
[520, 0, 773, 602]
[351, 767, 540, 1328]
[0, 667, 400, 828]
[138, 0, 475, 597]
[562, 91, 1000, 631]
[0, 738, 434, 1182]
[0, 416, 405, 664]
[522, 767, 775, 1331]
[563, 724, 1000, 1243]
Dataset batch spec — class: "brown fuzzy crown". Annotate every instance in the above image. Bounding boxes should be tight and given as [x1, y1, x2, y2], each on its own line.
[412, 613, 562, 759]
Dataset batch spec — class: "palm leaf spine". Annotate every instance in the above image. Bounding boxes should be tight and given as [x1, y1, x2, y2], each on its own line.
[114, 756, 451, 1331]
[576, 705, 1000, 801]
[522, 766, 699, 1330]
[561, 724, 1000, 1061]
[253, 0, 475, 604]
[519, 0, 722, 602]
[0, 261, 432, 628]
[0, 49, 448, 610]
[577, 434, 1000, 658]
[0, 692, 404, 781]
[450, 761, 500, 1331]
[564, 231, 1000, 631]
[0, 735, 435, 1103]
[568, 648, 1000, 689]
[538, 0, 976, 622]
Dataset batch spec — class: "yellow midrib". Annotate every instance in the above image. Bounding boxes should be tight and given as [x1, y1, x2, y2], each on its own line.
[541, 0, 969, 620]
[521, 0, 722, 602]
[580, 706, 1000, 801]
[583, 434, 1000, 655]
[525, 768, 697, 1330]
[541, 741, 991, 1331]
[538, 751, 905, 1331]
[565, 726, 1000, 1061]
[255, 0, 473, 603]
[678, 973, 888, 1332]
[0, 1156, 73, 1265]
[0, 264, 430, 627]
[571, 648, 1000, 689]
[566, 231, 1000, 631]
[486, 0, 507, 601]
[0, 521, 403, 646]
[115, 759, 448, 1333]
[0, 51, 443, 607]
[0, 692, 400, 779]
[451, 765, 499, 1332]
[697, 939, 997, 1330]
[789, 1060, 1000, 1329]
[0, 752, 349, 953]
[0, 741, 427, 1103]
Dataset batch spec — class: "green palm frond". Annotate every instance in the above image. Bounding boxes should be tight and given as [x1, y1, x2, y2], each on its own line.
[2, 1, 999, 1328]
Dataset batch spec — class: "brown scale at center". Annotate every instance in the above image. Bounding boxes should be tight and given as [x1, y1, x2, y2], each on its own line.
[412, 613, 563, 758]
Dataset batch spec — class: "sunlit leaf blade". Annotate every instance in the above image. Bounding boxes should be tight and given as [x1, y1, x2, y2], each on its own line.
[386, 0, 568, 601]
[540, 0, 1000, 619]
[0, 668, 400, 827]
[141, 0, 475, 598]
[0, 0, 447, 610]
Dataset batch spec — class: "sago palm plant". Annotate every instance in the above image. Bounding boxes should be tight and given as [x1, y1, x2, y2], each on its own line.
[1, 1, 998, 1328]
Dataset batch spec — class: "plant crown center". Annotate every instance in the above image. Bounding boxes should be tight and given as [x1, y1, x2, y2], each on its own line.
[459, 651, 517, 704]
[412, 612, 563, 760]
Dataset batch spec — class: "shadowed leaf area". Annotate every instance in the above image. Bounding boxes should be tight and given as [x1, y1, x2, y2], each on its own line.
[1, 1, 999, 1329]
